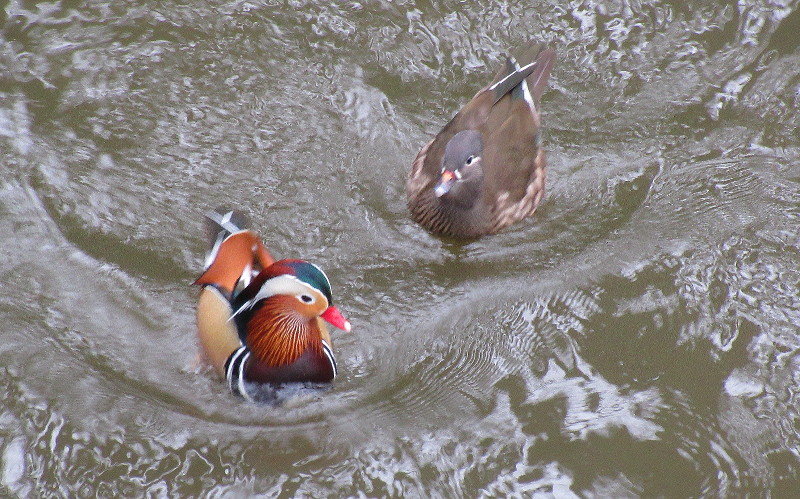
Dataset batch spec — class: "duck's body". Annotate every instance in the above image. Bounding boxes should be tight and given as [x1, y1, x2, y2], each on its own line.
[407, 43, 556, 238]
[194, 209, 350, 400]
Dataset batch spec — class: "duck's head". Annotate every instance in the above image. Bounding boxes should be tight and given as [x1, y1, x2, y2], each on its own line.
[232, 259, 351, 334]
[434, 130, 484, 206]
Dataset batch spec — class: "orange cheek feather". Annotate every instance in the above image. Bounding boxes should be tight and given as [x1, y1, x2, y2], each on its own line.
[245, 297, 313, 367]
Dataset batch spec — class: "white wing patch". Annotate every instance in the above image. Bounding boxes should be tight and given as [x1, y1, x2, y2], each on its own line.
[507, 57, 535, 112]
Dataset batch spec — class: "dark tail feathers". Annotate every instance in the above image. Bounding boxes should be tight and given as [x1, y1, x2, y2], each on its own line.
[490, 43, 555, 106]
[203, 208, 250, 253]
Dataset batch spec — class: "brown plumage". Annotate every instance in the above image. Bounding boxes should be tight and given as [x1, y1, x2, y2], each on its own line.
[407, 43, 555, 238]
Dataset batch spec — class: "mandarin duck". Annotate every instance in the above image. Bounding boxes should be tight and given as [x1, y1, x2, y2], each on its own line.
[194, 209, 351, 400]
[406, 43, 556, 238]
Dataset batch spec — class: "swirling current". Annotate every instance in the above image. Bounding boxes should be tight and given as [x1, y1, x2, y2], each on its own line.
[1, 0, 799, 496]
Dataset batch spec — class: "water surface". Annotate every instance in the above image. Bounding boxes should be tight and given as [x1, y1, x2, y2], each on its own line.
[2, 0, 799, 496]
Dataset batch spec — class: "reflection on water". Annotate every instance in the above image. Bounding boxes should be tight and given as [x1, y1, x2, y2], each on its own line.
[2, 0, 800, 496]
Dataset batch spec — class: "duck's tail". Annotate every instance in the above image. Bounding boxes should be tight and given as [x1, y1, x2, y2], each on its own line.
[203, 208, 251, 259]
[489, 43, 555, 109]
[194, 208, 275, 295]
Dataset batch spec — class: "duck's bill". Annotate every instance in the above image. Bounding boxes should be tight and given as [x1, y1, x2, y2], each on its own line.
[434, 170, 456, 197]
[321, 306, 352, 332]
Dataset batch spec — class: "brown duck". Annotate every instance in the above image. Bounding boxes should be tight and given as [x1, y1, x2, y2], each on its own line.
[406, 44, 555, 238]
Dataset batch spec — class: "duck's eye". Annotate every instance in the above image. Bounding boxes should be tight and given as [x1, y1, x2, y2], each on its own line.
[298, 294, 315, 304]
[465, 155, 474, 165]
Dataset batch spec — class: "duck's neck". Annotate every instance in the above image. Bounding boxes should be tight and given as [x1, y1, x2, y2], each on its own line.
[447, 175, 483, 210]
[410, 187, 489, 238]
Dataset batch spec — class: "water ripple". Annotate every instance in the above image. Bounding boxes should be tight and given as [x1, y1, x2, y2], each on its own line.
[3, 0, 800, 495]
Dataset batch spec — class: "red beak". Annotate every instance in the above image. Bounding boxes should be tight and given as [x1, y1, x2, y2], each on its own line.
[320, 306, 351, 332]
[434, 170, 456, 197]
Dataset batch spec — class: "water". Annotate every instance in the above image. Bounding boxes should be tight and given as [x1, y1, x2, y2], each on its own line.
[2, 0, 799, 496]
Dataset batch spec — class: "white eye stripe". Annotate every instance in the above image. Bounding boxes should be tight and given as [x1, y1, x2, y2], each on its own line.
[229, 275, 328, 320]
[253, 275, 327, 305]
[454, 169, 463, 179]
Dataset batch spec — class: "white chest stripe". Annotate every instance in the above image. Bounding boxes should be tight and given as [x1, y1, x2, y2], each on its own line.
[225, 346, 254, 402]
[322, 339, 337, 379]
[224, 341, 337, 400]
[236, 351, 253, 402]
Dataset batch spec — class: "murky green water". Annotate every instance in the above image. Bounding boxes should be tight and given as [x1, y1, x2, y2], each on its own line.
[2, 0, 799, 496]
